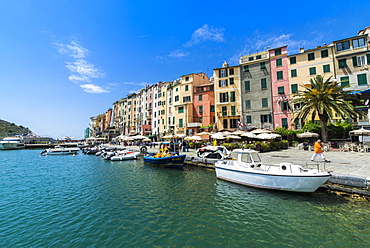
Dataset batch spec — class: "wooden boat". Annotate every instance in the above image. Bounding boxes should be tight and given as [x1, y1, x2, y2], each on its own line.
[215, 149, 331, 193]
[143, 153, 186, 168]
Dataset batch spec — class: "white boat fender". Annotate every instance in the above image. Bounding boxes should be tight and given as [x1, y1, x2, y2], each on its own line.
[140, 146, 147, 153]
[280, 163, 292, 170]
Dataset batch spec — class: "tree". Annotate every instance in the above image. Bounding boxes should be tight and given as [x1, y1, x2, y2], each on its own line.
[292, 75, 358, 142]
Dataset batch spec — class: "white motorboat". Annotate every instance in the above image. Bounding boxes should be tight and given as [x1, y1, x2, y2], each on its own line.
[40, 146, 80, 155]
[215, 149, 331, 193]
[110, 151, 141, 161]
[0, 137, 25, 150]
[196, 146, 231, 159]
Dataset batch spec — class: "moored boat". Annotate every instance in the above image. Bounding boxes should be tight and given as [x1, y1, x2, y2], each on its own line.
[215, 149, 331, 193]
[40, 146, 80, 155]
[196, 145, 231, 159]
[143, 153, 186, 168]
[110, 151, 141, 161]
[0, 136, 25, 150]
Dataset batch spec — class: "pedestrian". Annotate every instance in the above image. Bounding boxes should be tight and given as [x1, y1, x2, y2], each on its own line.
[311, 139, 330, 162]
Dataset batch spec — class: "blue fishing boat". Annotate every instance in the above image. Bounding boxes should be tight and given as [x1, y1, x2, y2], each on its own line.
[143, 153, 186, 168]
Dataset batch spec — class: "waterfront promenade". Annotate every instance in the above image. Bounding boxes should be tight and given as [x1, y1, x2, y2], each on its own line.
[117, 145, 369, 192]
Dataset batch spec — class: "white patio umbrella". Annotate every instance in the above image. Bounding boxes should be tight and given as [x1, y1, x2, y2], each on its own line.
[256, 133, 281, 140]
[349, 127, 370, 143]
[185, 135, 202, 141]
[162, 134, 174, 139]
[251, 129, 272, 134]
[196, 131, 212, 136]
[131, 135, 148, 139]
[241, 132, 257, 138]
[232, 130, 246, 135]
[86, 137, 97, 140]
[211, 134, 225, 139]
[297, 131, 320, 138]
[174, 134, 187, 138]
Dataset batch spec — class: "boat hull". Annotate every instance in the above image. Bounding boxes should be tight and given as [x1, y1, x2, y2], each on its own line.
[215, 167, 331, 193]
[41, 147, 80, 155]
[110, 152, 140, 161]
[0, 142, 25, 150]
[143, 154, 186, 168]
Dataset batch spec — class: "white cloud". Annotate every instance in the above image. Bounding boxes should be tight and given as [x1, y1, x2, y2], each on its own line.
[66, 59, 104, 80]
[185, 24, 225, 47]
[168, 50, 189, 58]
[80, 84, 109, 93]
[55, 41, 90, 58]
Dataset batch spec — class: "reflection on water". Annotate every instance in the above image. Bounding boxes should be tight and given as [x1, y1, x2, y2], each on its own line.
[0, 150, 369, 247]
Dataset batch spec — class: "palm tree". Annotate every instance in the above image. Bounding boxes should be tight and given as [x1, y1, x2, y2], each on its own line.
[292, 75, 358, 142]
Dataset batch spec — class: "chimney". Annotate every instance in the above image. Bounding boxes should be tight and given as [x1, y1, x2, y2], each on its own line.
[299, 47, 305, 53]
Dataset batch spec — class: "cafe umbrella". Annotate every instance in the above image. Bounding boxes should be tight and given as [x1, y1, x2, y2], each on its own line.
[349, 127, 370, 143]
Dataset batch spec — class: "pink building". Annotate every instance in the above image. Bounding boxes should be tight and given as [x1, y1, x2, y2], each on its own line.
[269, 46, 292, 129]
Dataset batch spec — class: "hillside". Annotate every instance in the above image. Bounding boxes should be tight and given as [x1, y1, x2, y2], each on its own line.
[0, 119, 31, 138]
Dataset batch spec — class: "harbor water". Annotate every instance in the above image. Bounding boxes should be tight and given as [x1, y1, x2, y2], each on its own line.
[1, 150, 369, 247]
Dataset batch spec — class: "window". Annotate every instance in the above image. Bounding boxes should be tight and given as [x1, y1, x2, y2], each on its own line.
[245, 100, 251, 109]
[210, 105, 215, 112]
[353, 38, 365, 49]
[291, 69, 297, 77]
[230, 91, 236, 102]
[219, 80, 228, 87]
[222, 106, 227, 116]
[260, 62, 266, 69]
[243, 65, 249, 72]
[179, 119, 183, 128]
[290, 57, 296, 64]
[229, 68, 234, 75]
[308, 53, 315, 61]
[185, 76, 189, 81]
[256, 55, 262, 59]
[275, 48, 282, 56]
[176, 87, 179, 92]
[231, 106, 236, 116]
[309, 67, 316, 75]
[183, 96, 191, 102]
[338, 59, 347, 69]
[178, 107, 184, 113]
[230, 119, 238, 128]
[220, 69, 227, 77]
[340, 76, 350, 86]
[262, 98, 268, 108]
[282, 118, 288, 128]
[175, 95, 179, 102]
[260, 114, 272, 123]
[246, 116, 252, 123]
[199, 95, 203, 101]
[276, 58, 282, 67]
[223, 119, 228, 129]
[353, 56, 366, 67]
[249, 57, 254, 61]
[199, 106, 203, 113]
[220, 92, 229, 102]
[277, 71, 283, 80]
[185, 85, 189, 91]
[358, 74, 368, 86]
[261, 78, 267, 89]
[278, 86, 285, 94]
[291, 84, 298, 93]
[323, 64, 330, 73]
[229, 78, 234, 85]
[336, 41, 350, 51]
[245, 81, 251, 91]
[281, 101, 289, 111]
[321, 50, 329, 58]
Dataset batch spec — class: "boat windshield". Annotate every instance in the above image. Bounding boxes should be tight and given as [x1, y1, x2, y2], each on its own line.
[251, 152, 261, 162]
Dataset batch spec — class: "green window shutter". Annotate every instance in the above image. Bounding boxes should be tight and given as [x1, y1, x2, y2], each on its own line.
[245, 100, 251, 109]
[261, 78, 267, 89]
[276, 58, 282, 67]
[367, 54, 370, 65]
[262, 98, 268, 107]
[340, 76, 350, 86]
[282, 118, 288, 128]
[309, 67, 316, 75]
[290, 57, 296, 64]
[179, 119, 183, 128]
[291, 84, 298, 93]
[260, 62, 266, 69]
[230, 91, 235, 102]
[277, 71, 283, 80]
[357, 74, 368, 86]
[323, 64, 330, 73]
[339, 59, 347, 68]
[278, 86, 284, 94]
[243, 65, 249, 72]
[245, 81, 251, 91]
[231, 106, 236, 116]
[352, 57, 358, 67]
[246, 116, 252, 123]
[291, 69, 297, 77]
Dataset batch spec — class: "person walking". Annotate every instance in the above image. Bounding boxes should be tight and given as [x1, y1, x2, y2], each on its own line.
[311, 139, 330, 162]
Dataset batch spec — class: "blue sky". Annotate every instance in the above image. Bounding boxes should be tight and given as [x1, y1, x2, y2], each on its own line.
[0, 0, 369, 139]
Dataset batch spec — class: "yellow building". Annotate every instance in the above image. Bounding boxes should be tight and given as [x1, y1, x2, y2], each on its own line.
[213, 61, 242, 131]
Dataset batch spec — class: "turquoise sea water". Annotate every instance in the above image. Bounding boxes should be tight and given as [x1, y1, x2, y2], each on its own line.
[1, 149, 369, 247]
